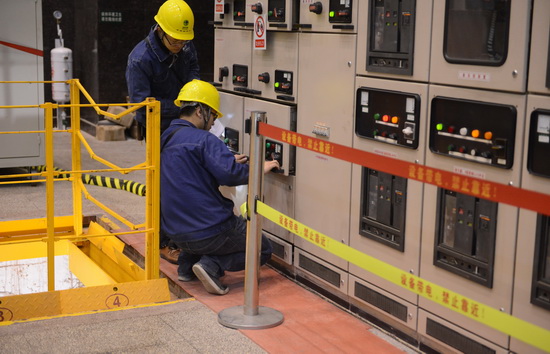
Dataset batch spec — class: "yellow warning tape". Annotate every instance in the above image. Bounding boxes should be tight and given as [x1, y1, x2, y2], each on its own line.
[255, 201, 550, 352]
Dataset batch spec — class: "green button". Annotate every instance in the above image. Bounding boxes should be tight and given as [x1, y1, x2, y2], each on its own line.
[266, 142, 271, 148]
[374, 113, 381, 120]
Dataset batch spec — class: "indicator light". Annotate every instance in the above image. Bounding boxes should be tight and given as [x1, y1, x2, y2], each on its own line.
[447, 126, 455, 134]
[484, 131, 493, 140]
[436, 123, 444, 131]
[459, 127, 468, 136]
[274, 82, 280, 88]
[329, 11, 335, 17]
[391, 116, 399, 124]
[471, 129, 480, 138]
[373, 113, 381, 120]
[382, 115, 390, 122]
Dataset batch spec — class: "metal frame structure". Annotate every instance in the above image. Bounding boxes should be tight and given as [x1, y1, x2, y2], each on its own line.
[0, 79, 168, 321]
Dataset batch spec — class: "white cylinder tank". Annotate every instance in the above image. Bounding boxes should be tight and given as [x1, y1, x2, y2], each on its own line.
[51, 46, 72, 103]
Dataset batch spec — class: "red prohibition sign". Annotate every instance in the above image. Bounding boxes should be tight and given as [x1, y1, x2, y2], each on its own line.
[255, 17, 265, 37]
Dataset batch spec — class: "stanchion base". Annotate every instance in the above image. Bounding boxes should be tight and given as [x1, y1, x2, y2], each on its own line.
[218, 305, 284, 330]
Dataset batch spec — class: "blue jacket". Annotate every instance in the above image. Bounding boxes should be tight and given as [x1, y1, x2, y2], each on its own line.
[160, 119, 249, 242]
[126, 26, 200, 131]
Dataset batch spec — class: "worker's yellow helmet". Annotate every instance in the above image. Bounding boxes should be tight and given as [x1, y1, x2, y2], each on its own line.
[174, 80, 223, 118]
[154, 0, 194, 40]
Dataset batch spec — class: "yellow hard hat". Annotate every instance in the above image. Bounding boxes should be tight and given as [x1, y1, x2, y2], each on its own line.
[154, 0, 194, 40]
[174, 80, 223, 118]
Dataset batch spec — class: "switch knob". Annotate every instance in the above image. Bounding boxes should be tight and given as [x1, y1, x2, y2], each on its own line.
[251, 3, 263, 14]
[250, 2, 264, 15]
[309, 2, 323, 14]
[258, 72, 270, 83]
[218, 66, 229, 82]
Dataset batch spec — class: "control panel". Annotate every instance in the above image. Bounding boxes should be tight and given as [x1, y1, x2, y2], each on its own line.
[435, 189, 498, 288]
[233, 0, 246, 23]
[232, 64, 248, 89]
[532, 214, 550, 310]
[355, 87, 420, 149]
[274, 70, 294, 101]
[329, 0, 354, 29]
[366, 0, 415, 75]
[429, 96, 516, 169]
[267, 0, 299, 29]
[265, 139, 290, 174]
[360, 168, 407, 251]
[527, 109, 550, 178]
[223, 127, 240, 154]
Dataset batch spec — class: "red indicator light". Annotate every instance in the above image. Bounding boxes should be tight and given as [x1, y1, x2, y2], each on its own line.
[382, 115, 390, 122]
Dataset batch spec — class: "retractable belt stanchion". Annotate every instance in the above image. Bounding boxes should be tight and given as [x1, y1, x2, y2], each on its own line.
[218, 111, 284, 329]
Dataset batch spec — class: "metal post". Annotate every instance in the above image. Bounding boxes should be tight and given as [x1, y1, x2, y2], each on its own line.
[218, 111, 284, 329]
[44, 103, 56, 292]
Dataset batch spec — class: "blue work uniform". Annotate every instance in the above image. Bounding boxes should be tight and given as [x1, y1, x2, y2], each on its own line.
[126, 26, 200, 132]
[160, 119, 272, 279]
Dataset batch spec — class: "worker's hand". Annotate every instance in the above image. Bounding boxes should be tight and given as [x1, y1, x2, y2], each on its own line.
[234, 154, 249, 164]
[264, 159, 280, 173]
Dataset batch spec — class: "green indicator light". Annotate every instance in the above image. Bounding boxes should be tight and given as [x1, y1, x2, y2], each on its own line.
[436, 123, 444, 131]
[274, 82, 280, 88]
[373, 113, 381, 120]
[329, 11, 335, 17]
[266, 143, 271, 148]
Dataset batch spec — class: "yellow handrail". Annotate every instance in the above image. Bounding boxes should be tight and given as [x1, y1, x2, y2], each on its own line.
[0, 79, 161, 290]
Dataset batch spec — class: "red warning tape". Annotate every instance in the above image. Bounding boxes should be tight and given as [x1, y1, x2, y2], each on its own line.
[259, 122, 550, 217]
[0, 40, 43, 57]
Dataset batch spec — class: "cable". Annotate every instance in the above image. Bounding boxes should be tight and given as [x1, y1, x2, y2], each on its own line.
[31, 166, 146, 196]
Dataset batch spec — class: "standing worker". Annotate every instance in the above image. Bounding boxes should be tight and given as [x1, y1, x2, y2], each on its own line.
[161, 80, 280, 295]
[126, 0, 199, 264]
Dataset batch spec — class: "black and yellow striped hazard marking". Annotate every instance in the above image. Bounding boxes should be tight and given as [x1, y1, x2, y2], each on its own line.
[32, 166, 146, 196]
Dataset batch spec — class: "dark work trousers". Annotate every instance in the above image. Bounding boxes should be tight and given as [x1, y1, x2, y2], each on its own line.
[173, 215, 273, 279]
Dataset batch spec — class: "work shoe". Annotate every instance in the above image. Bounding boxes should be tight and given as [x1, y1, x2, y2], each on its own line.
[192, 263, 229, 295]
[160, 247, 180, 265]
[178, 272, 197, 282]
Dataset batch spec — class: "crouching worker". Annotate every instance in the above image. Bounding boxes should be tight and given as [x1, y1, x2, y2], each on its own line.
[160, 80, 280, 295]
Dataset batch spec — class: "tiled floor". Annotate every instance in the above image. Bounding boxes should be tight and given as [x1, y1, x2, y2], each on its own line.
[118, 232, 417, 353]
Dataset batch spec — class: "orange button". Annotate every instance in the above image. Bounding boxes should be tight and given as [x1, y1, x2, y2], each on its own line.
[471, 129, 480, 138]
[484, 131, 493, 140]
[391, 116, 399, 124]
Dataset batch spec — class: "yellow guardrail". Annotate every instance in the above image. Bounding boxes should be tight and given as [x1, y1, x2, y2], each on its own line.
[0, 79, 161, 289]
